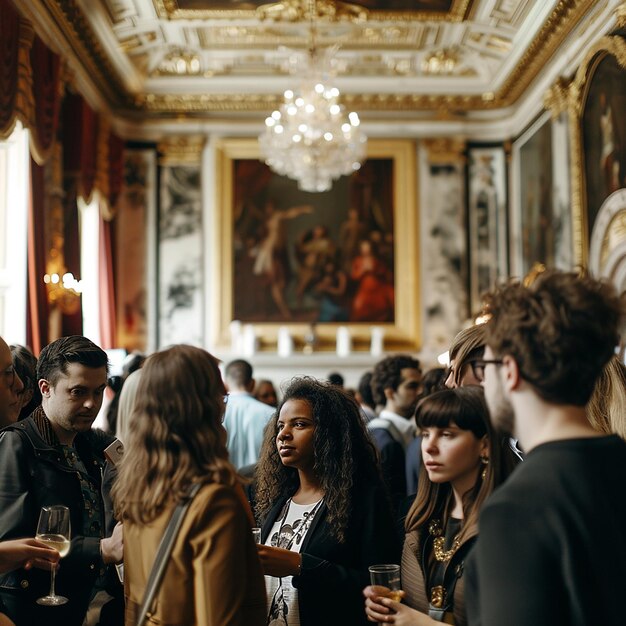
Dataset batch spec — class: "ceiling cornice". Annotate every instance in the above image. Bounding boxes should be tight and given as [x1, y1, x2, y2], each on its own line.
[20, 0, 613, 122]
[34, 0, 132, 107]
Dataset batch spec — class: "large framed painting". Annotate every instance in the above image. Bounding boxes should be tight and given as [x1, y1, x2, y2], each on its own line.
[510, 111, 573, 277]
[211, 138, 419, 351]
[567, 35, 626, 264]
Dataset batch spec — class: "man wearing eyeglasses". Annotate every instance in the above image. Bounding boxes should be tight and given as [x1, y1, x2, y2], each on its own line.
[465, 271, 626, 626]
[0, 337, 24, 428]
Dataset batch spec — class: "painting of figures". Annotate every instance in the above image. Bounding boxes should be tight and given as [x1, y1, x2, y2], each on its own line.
[232, 159, 395, 324]
[582, 52, 626, 241]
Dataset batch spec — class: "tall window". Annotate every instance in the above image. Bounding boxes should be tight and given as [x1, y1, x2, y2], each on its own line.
[0, 122, 29, 343]
[79, 194, 101, 347]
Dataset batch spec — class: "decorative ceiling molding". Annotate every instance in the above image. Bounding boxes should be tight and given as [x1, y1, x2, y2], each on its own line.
[36, 0, 132, 107]
[155, 0, 473, 22]
[15, 0, 621, 123]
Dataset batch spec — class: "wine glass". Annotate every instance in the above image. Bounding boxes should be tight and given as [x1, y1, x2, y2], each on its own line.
[35, 505, 71, 606]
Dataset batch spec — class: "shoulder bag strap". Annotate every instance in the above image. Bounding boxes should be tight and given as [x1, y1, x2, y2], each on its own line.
[135, 482, 203, 626]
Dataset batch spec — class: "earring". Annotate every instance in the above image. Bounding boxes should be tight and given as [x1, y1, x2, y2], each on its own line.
[480, 455, 489, 480]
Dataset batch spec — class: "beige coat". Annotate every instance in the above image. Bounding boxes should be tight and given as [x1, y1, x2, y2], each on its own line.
[124, 483, 266, 626]
[401, 527, 476, 626]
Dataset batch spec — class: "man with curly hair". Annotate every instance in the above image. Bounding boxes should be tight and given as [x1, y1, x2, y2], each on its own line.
[368, 355, 422, 507]
[466, 270, 626, 626]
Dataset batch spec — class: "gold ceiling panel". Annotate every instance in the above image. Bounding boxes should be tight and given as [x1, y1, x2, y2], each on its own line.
[155, 0, 474, 22]
[19, 0, 609, 119]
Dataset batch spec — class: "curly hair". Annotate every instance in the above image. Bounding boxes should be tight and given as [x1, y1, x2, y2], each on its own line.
[112, 345, 237, 524]
[254, 377, 380, 543]
[405, 387, 516, 544]
[484, 270, 623, 406]
[371, 355, 421, 406]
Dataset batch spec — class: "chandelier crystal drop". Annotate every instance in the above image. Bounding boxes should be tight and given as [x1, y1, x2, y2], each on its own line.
[259, 48, 367, 193]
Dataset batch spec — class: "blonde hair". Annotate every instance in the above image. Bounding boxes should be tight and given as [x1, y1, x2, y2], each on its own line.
[115, 369, 142, 444]
[587, 356, 626, 440]
[112, 345, 237, 524]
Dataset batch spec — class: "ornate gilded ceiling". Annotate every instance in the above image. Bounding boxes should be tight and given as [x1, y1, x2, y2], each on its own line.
[17, 0, 616, 120]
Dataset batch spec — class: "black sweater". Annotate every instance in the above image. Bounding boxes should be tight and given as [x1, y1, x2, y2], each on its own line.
[466, 435, 626, 626]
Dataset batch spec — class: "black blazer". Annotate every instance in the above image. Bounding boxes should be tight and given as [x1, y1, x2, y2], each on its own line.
[261, 479, 400, 626]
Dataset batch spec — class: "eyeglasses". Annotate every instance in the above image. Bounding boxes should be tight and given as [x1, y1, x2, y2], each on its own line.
[469, 359, 504, 382]
[2, 365, 15, 388]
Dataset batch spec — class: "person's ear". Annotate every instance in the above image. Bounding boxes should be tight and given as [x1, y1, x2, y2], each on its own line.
[501, 355, 521, 392]
[246, 378, 256, 393]
[39, 379, 51, 397]
[479, 435, 489, 458]
[383, 386, 395, 401]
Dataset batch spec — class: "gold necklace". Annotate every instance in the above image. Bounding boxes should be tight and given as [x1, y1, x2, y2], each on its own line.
[429, 519, 462, 562]
[432, 535, 461, 562]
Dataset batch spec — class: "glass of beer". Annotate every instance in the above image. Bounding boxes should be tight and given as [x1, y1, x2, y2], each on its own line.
[368, 564, 402, 602]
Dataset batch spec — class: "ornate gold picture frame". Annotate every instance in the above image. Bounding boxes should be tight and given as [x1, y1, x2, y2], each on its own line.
[211, 138, 419, 351]
[565, 35, 626, 265]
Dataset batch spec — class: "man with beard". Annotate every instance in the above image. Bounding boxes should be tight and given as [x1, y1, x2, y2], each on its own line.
[466, 270, 626, 626]
[0, 336, 123, 626]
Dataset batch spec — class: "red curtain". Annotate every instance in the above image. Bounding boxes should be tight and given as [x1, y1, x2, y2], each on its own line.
[62, 93, 98, 202]
[26, 158, 50, 355]
[0, 0, 20, 137]
[108, 132, 125, 211]
[30, 35, 62, 163]
[98, 214, 117, 349]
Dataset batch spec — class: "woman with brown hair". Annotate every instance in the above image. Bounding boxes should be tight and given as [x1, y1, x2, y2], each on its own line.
[113, 344, 265, 626]
[364, 386, 516, 626]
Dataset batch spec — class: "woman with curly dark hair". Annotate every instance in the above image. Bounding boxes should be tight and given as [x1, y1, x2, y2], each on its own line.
[255, 377, 399, 626]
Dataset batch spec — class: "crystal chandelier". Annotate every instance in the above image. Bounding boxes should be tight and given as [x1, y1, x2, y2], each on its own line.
[259, 43, 367, 193]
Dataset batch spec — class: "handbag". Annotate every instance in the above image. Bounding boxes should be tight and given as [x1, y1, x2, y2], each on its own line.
[135, 482, 203, 626]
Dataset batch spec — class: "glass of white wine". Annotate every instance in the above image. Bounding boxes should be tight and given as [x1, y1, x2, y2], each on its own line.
[35, 505, 71, 606]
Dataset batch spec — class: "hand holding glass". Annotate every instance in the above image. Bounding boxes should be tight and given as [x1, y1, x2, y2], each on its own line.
[36, 505, 71, 606]
[369, 564, 402, 602]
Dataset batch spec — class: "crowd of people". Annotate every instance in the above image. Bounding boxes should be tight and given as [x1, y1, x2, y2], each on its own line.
[0, 269, 625, 626]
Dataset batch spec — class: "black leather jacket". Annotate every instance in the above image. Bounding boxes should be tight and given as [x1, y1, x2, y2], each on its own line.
[0, 414, 113, 626]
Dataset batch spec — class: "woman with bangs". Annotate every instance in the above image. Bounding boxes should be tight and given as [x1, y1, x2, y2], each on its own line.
[254, 377, 399, 626]
[364, 386, 516, 626]
[112, 344, 266, 626]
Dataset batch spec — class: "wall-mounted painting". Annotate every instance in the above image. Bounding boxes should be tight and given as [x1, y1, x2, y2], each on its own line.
[212, 138, 419, 351]
[467, 145, 507, 312]
[510, 111, 573, 277]
[567, 35, 626, 264]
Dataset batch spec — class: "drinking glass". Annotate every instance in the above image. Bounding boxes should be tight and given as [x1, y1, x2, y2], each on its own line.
[369, 564, 402, 602]
[36, 505, 71, 606]
[252, 527, 262, 544]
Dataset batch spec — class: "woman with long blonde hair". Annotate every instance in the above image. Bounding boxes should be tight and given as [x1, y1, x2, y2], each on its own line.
[113, 345, 265, 626]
